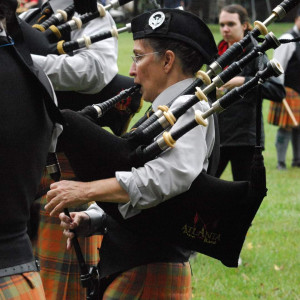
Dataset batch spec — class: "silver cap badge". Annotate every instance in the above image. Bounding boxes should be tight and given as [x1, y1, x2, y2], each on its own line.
[149, 12, 165, 30]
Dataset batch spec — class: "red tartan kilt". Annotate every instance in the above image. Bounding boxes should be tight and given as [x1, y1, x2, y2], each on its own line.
[103, 262, 192, 300]
[0, 272, 46, 300]
[34, 152, 102, 300]
[267, 87, 300, 128]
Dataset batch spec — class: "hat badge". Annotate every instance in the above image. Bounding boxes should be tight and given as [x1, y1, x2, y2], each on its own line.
[149, 12, 165, 30]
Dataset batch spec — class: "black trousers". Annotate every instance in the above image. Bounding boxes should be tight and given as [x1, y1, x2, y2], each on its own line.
[215, 146, 255, 181]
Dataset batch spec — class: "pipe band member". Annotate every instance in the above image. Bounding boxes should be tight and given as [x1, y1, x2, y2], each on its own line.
[215, 4, 285, 181]
[268, 8, 300, 170]
[46, 8, 217, 299]
[0, 0, 62, 298]
[19, 1, 121, 299]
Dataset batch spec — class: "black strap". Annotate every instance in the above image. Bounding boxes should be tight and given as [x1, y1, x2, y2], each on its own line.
[0, 260, 40, 278]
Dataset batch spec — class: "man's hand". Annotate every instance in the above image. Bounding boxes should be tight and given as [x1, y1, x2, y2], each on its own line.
[59, 211, 91, 250]
[45, 180, 90, 216]
[221, 76, 245, 90]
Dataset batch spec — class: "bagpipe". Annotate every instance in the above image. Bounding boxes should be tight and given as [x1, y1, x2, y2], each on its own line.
[127, 0, 298, 132]
[19, 0, 144, 137]
[19, 0, 133, 56]
[51, 0, 299, 272]
[43, 0, 298, 295]
[123, 31, 282, 146]
[32, 0, 131, 33]
[58, 58, 282, 276]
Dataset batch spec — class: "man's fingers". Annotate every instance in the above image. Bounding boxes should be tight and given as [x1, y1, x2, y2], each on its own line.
[63, 229, 75, 239]
[66, 237, 73, 250]
[50, 202, 65, 217]
[45, 200, 65, 217]
[59, 212, 70, 223]
[46, 188, 57, 203]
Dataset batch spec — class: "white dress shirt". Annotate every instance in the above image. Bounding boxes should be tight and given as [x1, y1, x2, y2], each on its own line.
[86, 78, 215, 228]
[20, 7, 118, 94]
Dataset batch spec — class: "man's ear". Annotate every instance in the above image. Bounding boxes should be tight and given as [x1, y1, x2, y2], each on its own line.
[163, 50, 176, 73]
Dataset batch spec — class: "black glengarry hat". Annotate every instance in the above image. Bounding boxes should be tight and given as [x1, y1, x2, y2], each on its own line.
[131, 9, 217, 64]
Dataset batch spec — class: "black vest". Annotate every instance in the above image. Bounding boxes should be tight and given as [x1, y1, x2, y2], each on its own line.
[284, 29, 300, 94]
[0, 32, 55, 268]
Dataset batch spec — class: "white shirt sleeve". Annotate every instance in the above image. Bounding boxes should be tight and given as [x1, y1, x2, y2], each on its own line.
[116, 95, 215, 219]
[29, 12, 118, 94]
[273, 31, 295, 85]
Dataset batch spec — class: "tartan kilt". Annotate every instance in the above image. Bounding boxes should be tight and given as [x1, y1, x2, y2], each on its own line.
[103, 262, 192, 300]
[33, 153, 102, 300]
[267, 87, 300, 128]
[0, 272, 46, 300]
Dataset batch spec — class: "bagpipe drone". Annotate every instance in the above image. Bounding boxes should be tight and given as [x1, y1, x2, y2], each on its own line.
[19, 0, 143, 137]
[20, 0, 132, 55]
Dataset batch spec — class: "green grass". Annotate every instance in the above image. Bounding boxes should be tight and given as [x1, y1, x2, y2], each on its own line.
[117, 23, 300, 299]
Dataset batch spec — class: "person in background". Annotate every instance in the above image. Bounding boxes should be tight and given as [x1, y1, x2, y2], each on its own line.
[164, 0, 182, 9]
[18, 1, 136, 299]
[20, 0, 39, 10]
[0, 0, 62, 298]
[46, 8, 217, 299]
[215, 4, 285, 181]
[20, 0, 118, 95]
[267, 8, 300, 170]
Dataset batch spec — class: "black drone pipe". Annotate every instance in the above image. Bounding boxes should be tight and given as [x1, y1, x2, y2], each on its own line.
[78, 84, 141, 121]
[134, 58, 283, 165]
[125, 32, 281, 145]
[55, 24, 131, 55]
[127, 0, 299, 131]
[43, 0, 133, 43]
[32, 4, 75, 32]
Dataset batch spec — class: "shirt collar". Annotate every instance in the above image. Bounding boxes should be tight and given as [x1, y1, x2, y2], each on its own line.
[152, 78, 195, 111]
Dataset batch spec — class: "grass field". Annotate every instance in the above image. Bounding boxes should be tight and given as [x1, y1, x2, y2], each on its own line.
[116, 23, 300, 299]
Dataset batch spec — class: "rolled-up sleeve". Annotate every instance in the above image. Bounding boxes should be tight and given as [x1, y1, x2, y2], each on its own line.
[31, 12, 118, 94]
[116, 95, 215, 218]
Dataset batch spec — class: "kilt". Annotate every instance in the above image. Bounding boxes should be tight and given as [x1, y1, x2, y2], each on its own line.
[103, 262, 192, 300]
[33, 153, 102, 300]
[0, 272, 45, 300]
[267, 87, 300, 128]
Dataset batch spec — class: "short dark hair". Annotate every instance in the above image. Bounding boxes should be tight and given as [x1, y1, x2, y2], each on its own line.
[0, 2, 10, 20]
[131, 8, 217, 65]
[0, 0, 17, 24]
[143, 38, 205, 76]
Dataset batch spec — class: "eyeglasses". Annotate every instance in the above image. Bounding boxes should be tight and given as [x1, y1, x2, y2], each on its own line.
[131, 52, 161, 64]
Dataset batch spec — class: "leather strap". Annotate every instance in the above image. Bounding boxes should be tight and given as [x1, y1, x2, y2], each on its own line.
[0, 260, 40, 278]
